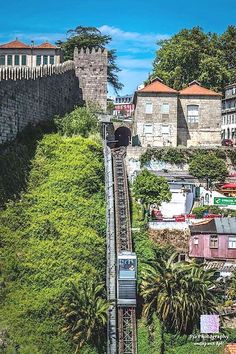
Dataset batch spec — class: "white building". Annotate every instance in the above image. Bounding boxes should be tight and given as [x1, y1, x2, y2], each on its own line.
[222, 83, 236, 142]
[0, 39, 61, 68]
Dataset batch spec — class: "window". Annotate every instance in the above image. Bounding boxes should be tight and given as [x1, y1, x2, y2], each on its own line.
[145, 102, 153, 114]
[187, 105, 199, 123]
[143, 124, 153, 134]
[210, 235, 218, 249]
[22, 55, 26, 66]
[0, 55, 5, 65]
[49, 55, 54, 65]
[161, 125, 170, 134]
[228, 236, 236, 249]
[36, 55, 41, 66]
[43, 55, 48, 65]
[161, 103, 170, 114]
[7, 55, 12, 66]
[14, 55, 19, 66]
[193, 237, 199, 245]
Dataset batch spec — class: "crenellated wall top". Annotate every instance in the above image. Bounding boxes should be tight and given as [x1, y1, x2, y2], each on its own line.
[73, 47, 108, 57]
[0, 60, 75, 81]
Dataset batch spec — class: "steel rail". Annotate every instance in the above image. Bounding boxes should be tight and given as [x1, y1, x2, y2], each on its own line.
[112, 147, 137, 354]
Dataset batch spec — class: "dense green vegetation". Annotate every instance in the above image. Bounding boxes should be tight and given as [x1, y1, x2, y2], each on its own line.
[0, 132, 106, 353]
[55, 105, 99, 138]
[189, 154, 228, 183]
[150, 26, 236, 92]
[140, 147, 232, 167]
[132, 169, 171, 219]
[192, 205, 236, 218]
[132, 201, 234, 353]
[140, 148, 230, 183]
[0, 121, 55, 208]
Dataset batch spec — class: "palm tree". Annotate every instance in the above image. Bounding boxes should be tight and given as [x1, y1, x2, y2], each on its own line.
[141, 252, 217, 335]
[61, 278, 108, 353]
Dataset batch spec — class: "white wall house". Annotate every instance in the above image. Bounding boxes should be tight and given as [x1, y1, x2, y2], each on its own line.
[222, 83, 236, 142]
[0, 40, 61, 68]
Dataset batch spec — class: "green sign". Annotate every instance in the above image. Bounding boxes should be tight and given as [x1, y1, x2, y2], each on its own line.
[214, 197, 236, 205]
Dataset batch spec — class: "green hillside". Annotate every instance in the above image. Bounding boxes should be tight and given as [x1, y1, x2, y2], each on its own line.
[0, 133, 106, 353]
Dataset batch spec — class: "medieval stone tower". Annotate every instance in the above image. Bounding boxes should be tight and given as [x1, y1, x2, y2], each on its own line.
[74, 47, 108, 111]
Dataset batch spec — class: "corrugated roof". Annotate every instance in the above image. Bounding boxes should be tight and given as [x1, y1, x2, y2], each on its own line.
[179, 81, 222, 96]
[190, 218, 236, 234]
[139, 79, 178, 94]
[0, 40, 30, 49]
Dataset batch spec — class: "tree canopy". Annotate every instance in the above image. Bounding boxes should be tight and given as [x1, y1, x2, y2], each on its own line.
[56, 26, 123, 92]
[150, 26, 236, 92]
[141, 252, 217, 334]
[133, 169, 171, 210]
[189, 153, 228, 183]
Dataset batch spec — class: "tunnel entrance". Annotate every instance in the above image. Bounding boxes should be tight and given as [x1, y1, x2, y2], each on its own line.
[115, 126, 131, 147]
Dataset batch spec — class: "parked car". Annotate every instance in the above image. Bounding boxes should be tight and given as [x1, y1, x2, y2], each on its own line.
[222, 139, 233, 147]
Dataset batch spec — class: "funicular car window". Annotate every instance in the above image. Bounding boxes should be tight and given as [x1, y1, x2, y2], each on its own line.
[119, 259, 136, 278]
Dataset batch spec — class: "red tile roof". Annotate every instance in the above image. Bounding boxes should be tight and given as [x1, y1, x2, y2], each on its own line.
[0, 40, 57, 50]
[35, 42, 57, 49]
[225, 343, 236, 354]
[0, 40, 30, 49]
[179, 81, 222, 96]
[139, 79, 178, 94]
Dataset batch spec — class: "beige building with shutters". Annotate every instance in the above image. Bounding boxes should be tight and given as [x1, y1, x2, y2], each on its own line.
[133, 79, 222, 147]
[0, 40, 61, 68]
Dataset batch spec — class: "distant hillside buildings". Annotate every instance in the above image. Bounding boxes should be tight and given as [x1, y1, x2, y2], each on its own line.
[222, 83, 236, 143]
[133, 78, 222, 148]
[0, 40, 61, 67]
[114, 95, 135, 117]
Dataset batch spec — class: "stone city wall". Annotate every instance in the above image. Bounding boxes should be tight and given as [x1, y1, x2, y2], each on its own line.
[74, 47, 107, 112]
[0, 61, 82, 144]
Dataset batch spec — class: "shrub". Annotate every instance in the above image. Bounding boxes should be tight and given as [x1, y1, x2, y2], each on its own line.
[54, 106, 99, 137]
[0, 134, 106, 353]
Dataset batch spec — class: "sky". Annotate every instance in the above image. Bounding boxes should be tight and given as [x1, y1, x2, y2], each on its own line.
[1, 0, 236, 96]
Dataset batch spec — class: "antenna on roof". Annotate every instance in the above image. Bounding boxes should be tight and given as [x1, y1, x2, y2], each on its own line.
[150, 76, 164, 83]
[15, 37, 18, 41]
[189, 80, 201, 86]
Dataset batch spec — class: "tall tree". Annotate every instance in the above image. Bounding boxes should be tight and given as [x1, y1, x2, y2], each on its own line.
[56, 26, 123, 92]
[151, 26, 236, 92]
[132, 169, 171, 219]
[141, 252, 217, 335]
[189, 153, 228, 184]
[61, 279, 108, 352]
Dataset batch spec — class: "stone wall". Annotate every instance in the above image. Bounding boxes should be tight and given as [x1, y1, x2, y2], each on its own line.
[0, 61, 82, 144]
[134, 92, 222, 148]
[133, 92, 178, 147]
[178, 95, 222, 147]
[74, 47, 107, 112]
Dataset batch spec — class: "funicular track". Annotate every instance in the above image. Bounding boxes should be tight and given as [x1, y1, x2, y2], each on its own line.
[112, 147, 137, 354]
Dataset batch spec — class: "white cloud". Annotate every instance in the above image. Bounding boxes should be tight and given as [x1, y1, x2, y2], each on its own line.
[100, 25, 170, 95]
[99, 25, 169, 46]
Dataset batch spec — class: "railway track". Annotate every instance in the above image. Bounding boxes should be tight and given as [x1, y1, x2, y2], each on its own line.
[112, 147, 137, 354]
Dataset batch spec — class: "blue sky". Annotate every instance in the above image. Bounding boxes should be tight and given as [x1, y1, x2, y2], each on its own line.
[1, 0, 236, 96]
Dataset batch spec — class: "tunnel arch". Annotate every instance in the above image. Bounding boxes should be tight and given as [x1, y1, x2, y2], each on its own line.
[115, 126, 131, 147]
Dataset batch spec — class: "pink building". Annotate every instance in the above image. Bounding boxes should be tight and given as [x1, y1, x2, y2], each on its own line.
[189, 218, 236, 260]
